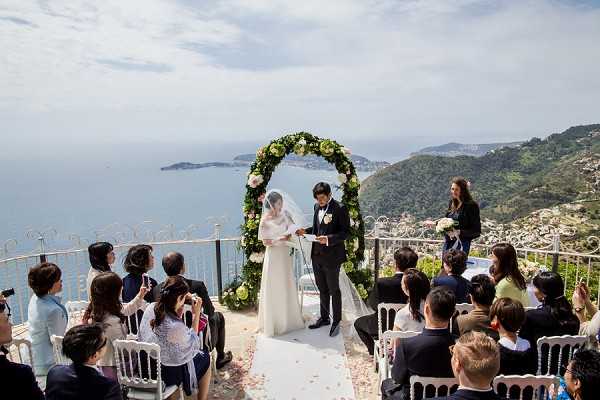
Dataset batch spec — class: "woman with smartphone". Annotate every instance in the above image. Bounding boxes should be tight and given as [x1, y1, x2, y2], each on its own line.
[122, 244, 158, 333]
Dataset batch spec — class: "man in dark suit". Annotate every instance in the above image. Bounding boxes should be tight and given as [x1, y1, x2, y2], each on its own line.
[45, 323, 122, 400]
[353, 247, 416, 355]
[296, 182, 350, 337]
[153, 252, 232, 369]
[431, 331, 501, 400]
[382, 287, 457, 400]
[0, 297, 45, 399]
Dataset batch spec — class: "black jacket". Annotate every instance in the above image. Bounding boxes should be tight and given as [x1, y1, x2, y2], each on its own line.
[367, 273, 408, 311]
[389, 328, 455, 400]
[45, 364, 122, 400]
[445, 200, 481, 241]
[305, 199, 350, 266]
[498, 345, 537, 375]
[432, 389, 500, 400]
[153, 277, 215, 317]
[0, 354, 44, 400]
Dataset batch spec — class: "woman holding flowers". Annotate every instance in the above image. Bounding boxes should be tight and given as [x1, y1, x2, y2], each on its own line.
[440, 177, 481, 256]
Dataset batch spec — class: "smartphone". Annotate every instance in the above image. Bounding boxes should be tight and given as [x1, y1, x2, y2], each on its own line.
[142, 273, 150, 289]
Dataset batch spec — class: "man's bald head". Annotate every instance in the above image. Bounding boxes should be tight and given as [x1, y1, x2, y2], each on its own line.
[162, 251, 185, 276]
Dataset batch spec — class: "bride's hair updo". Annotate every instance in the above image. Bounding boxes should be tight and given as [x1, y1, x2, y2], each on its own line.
[265, 191, 283, 209]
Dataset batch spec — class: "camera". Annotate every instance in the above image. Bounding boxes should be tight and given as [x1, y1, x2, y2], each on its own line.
[1, 288, 15, 298]
[184, 294, 198, 305]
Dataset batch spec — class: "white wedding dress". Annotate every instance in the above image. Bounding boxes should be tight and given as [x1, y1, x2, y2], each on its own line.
[257, 213, 305, 337]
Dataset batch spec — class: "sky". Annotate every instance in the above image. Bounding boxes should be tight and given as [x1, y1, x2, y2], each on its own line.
[1, 0, 600, 160]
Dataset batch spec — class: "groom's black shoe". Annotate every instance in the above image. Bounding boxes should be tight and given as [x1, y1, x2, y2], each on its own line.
[329, 321, 341, 337]
[309, 317, 331, 329]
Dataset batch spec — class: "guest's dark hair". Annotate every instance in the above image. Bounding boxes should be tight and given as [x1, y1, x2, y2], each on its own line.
[533, 272, 579, 331]
[442, 249, 467, 275]
[469, 274, 495, 307]
[491, 243, 526, 290]
[394, 247, 418, 272]
[88, 242, 113, 273]
[426, 286, 456, 322]
[162, 252, 185, 277]
[570, 349, 600, 400]
[28, 262, 61, 297]
[151, 276, 189, 330]
[124, 244, 153, 274]
[450, 177, 474, 211]
[312, 182, 331, 198]
[265, 191, 283, 209]
[84, 272, 125, 324]
[490, 297, 525, 333]
[62, 323, 106, 364]
[403, 268, 430, 323]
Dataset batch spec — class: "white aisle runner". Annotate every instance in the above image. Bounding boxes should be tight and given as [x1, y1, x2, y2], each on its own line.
[246, 296, 356, 400]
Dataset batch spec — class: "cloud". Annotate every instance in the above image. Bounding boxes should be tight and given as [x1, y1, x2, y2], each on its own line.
[1, 0, 600, 153]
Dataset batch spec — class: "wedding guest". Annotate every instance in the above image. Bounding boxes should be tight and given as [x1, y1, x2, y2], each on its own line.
[45, 323, 122, 400]
[442, 177, 481, 256]
[553, 349, 600, 400]
[86, 242, 115, 297]
[433, 249, 471, 304]
[83, 272, 148, 379]
[382, 287, 456, 400]
[27, 262, 68, 379]
[454, 274, 498, 340]
[571, 281, 600, 338]
[354, 247, 415, 355]
[490, 298, 535, 375]
[153, 252, 233, 369]
[122, 244, 157, 333]
[490, 243, 529, 306]
[520, 272, 579, 374]
[139, 276, 211, 400]
[0, 295, 45, 399]
[393, 268, 430, 332]
[431, 332, 501, 400]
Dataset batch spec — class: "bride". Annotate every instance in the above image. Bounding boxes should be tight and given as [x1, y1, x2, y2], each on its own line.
[257, 189, 306, 337]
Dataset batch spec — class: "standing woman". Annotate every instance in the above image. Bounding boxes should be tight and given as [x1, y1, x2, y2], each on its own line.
[442, 177, 481, 257]
[83, 272, 148, 380]
[86, 242, 115, 297]
[27, 262, 68, 380]
[491, 243, 530, 307]
[122, 244, 157, 333]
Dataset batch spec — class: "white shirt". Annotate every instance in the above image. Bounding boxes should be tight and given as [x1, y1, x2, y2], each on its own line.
[317, 199, 332, 246]
[393, 300, 425, 332]
[498, 336, 530, 351]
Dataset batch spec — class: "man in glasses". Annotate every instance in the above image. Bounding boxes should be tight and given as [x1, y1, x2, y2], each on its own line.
[45, 323, 122, 400]
[0, 295, 45, 399]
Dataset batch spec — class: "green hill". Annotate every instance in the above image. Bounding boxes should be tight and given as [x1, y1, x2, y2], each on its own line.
[360, 124, 600, 222]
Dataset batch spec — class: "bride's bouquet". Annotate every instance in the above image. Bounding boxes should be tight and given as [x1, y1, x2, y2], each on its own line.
[436, 218, 459, 236]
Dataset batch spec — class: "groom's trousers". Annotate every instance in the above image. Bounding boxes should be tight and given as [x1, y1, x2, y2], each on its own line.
[313, 261, 342, 323]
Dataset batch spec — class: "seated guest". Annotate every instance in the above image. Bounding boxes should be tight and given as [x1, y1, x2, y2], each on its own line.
[122, 244, 157, 333]
[45, 323, 122, 400]
[520, 272, 579, 374]
[393, 268, 430, 332]
[553, 349, 600, 400]
[0, 295, 44, 399]
[382, 287, 456, 400]
[27, 262, 68, 379]
[489, 298, 535, 375]
[86, 242, 115, 297]
[454, 274, 498, 340]
[571, 281, 600, 338]
[490, 243, 529, 306]
[432, 332, 501, 400]
[153, 252, 233, 369]
[139, 276, 211, 400]
[354, 247, 416, 355]
[83, 272, 148, 379]
[433, 249, 471, 304]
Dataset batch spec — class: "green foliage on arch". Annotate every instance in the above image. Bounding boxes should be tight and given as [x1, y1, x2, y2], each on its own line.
[222, 132, 371, 310]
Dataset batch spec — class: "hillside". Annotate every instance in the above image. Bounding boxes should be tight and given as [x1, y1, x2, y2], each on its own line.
[360, 124, 600, 222]
[411, 141, 524, 157]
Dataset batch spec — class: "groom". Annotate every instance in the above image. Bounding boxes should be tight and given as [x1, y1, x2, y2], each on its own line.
[296, 182, 350, 337]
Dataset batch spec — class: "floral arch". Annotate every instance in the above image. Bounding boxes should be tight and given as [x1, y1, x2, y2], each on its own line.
[222, 132, 371, 310]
